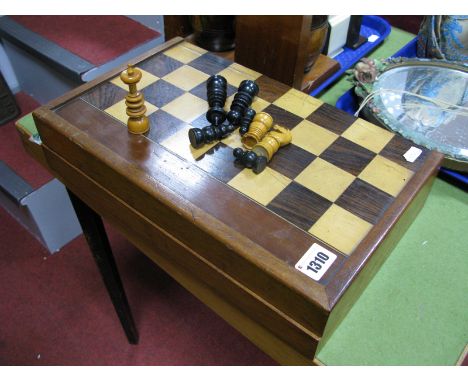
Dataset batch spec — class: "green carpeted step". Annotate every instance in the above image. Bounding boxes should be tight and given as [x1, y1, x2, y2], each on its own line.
[316, 177, 468, 365]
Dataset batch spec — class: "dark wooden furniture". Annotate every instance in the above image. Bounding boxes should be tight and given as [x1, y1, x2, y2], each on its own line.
[25, 37, 443, 365]
[164, 16, 340, 93]
[235, 16, 312, 89]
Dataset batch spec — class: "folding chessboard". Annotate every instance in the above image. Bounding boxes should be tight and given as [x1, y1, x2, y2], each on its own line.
[36, 39, 442, 362]
[80, 41, 432, 257]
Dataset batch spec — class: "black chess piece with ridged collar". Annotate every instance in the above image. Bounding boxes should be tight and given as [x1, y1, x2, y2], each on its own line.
[205, 75, 227, 126]
[227, 80, 259, 126]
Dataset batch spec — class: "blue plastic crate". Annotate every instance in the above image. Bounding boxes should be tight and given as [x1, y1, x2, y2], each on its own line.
[309, 15, 391, 97]
[335, 37, 467, 185]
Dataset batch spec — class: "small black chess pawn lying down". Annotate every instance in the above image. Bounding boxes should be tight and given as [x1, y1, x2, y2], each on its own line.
[189, 124, 237, 149]
[206, 75, 228, 126]
[227, 80, 259, 126]
[239, 108, 256, 135]
[233, 147, 268, 174]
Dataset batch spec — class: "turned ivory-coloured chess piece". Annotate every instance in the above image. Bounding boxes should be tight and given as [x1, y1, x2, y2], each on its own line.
[241, 112, 273, 149]
[253, 125, 292, 161]
[234, 125, 292, 174]
[120, 64, 149, 134]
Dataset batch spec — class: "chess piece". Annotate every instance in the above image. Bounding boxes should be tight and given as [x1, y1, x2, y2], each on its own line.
[239, 108, 256, 135]
[120, 65, 149, 134]
[252, 125, 292, 161]
[233, 148, 268, 174]
[241, 112, 273, 149]
[233, 125, 292, 174]
[188, 123, 236, 149]
[190, 16, 236, 52]
[227, 80, 259, 125]
[206, 75, 227, 126]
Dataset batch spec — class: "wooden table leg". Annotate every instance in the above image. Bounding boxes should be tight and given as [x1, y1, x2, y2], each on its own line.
[67, 189, 139, 345]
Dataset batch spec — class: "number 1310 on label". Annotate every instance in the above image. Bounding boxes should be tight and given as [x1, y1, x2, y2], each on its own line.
[295, 243, 337, 281]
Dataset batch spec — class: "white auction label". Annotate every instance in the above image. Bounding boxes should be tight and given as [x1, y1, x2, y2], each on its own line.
[403, 146, 422, 163]
[295, 243, 337, 281]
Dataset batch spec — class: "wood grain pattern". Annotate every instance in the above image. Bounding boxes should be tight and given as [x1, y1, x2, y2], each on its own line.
[307, 102, 357, 135]
[267, 182, 332, 231]
[142, 79, 185, 108]
[319, 136, 376, 176]
[42, 146, 319, 364]
[335, 178, 394, 225]
[235, 16, 312, 89]
[262, 104, 304, 129]
[80, 82, 127, 110]
[139, 53, 184, 78]
[379, 134, 430, 172]
[46, 37, 185, 110]
[28, 38, 445, 364]
[146, 109, 189, 143]
[53, 100, 317, 265]
[301, 54, 341, 93]
[268, 143, 316, 179]
[256, 75, 292, 103]
[163, 16, 193, 40]
[34, 101, 332, 338]
[194, 143, 244, 183]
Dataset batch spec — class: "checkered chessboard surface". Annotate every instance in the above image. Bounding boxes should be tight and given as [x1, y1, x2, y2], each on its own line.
[80, 41, 430, 257]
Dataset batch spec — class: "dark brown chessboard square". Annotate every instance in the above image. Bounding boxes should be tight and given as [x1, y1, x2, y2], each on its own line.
[190, 81, 237, 102]
[255, 75, 291, 103]
[335, 178, 394, 225]
[139, 53, 184, 78]
[142, 80, 185, 108]
[147, 109, 190, 143]
[379, 134, 429, 172]
[267, 182, 332, 231]
[306, 102, 357, 135]
[195, 143, 243, 183]
[268, 143, 316, 179]
[188, 53, 232, 76]
[319, 136, 376, 176]
[262, 104, 304, 130]
[80, 82, 127, 111]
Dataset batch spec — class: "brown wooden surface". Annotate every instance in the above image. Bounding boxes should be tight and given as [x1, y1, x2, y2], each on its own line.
[28, 37, 444, 363]
[235, 16, 312, 89]
[41, 145, 319, 363]
[34, 100, 331, 337]
[179, 18, 337, 95]
[301, 55, 340, 93]
[185, 33, 235, 61]
[15, 123, 51, 172]
[163, 16, 193, 40]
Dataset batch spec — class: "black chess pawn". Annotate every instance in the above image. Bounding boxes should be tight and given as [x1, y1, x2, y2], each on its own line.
[239, 108, 256, 135]
[227, 80, 259, 126]
[206, 75, 228, 126]
[189, 123, 236, 149]
[233, 147, 268, 174]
